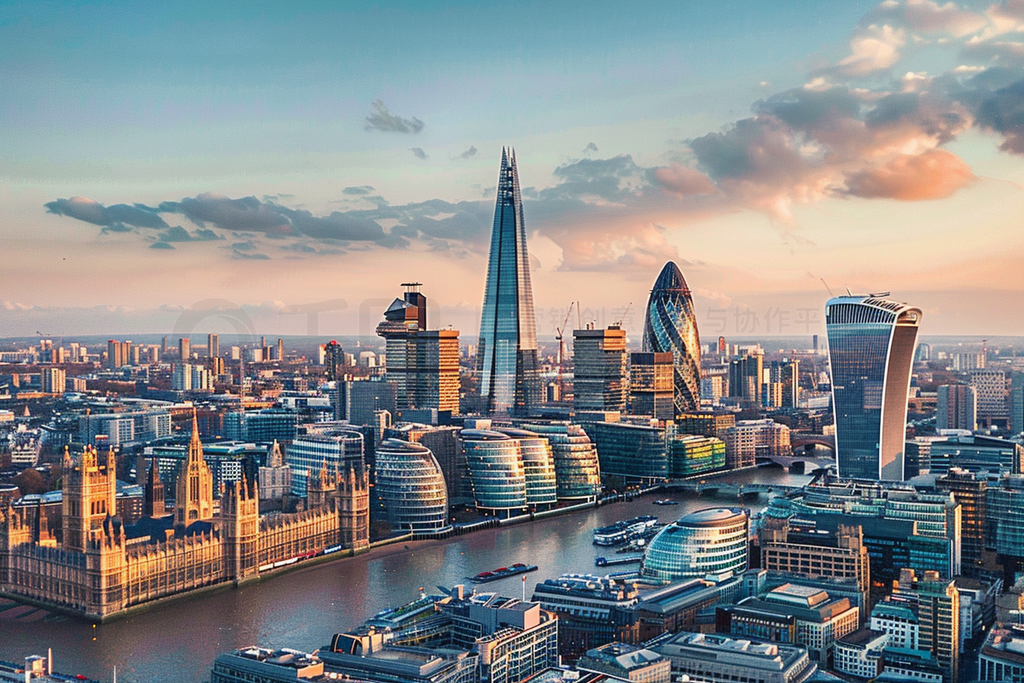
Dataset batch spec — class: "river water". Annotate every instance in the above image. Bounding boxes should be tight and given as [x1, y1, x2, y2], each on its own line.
[0, 467, 810, 683]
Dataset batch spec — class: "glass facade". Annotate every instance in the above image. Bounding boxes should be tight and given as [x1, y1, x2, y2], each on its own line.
[585, 421, 667, 482]
[668, 435, 726, 478]
[477, 149, 541, 417]
[460, 429, 528, 514]
[287, 429, 364, 497]
[826, 296, 921, 481]
[641, 507, 748, 582]
[374, 438, 450, 534]
[498, 428, 557, 507]
[642, 261, 701, 415]
[518, 422, 601, 500]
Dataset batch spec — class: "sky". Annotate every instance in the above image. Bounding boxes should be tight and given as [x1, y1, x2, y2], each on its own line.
[3, 0, 1024, 340]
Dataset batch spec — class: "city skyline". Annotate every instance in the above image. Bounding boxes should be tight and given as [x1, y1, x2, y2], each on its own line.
[5, 1, 1024, 336]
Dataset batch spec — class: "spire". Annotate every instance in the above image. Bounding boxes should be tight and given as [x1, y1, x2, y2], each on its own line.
[187, 408, 203, 463]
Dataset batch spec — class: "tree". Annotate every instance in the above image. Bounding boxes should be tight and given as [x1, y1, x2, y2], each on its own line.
[13, 468, 46, 496]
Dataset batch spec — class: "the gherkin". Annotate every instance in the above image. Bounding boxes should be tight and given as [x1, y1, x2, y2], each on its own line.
[476, 148, 541, 416]
[642, 261, 701, 414]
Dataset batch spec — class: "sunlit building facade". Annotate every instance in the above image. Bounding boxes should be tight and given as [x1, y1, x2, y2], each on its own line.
[476, 148, 541, 417]
[642, 261, 701, 415]
[498, 428, 557, 507]
[826, 295, 921, 481]
[459, 429, 528, 515]
[374, 438, 450, 534]
[641, 507, 748, 583]
[518, 422, 601, 501]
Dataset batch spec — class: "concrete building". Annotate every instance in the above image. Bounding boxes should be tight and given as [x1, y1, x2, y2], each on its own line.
[936, 385, 976, 432]
[720, 419, 791, 469]
[758, 517, 870, 615]
[978, 624, 1024, 682]
[576, 643, 671, 683]
[211, 647, 331, 683]
[649, 632, 817, 683]
[833, 629, 887, 680]
[717, 584, 859, 665]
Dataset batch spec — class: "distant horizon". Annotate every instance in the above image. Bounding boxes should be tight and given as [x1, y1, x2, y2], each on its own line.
[6, 1, 1024, 336]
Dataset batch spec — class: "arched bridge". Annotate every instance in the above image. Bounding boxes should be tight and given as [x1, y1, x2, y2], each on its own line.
[791, 433, 835, 452]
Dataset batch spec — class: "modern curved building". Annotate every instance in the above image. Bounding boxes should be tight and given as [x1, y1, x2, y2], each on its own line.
[826, 295, 922, 481]
[459, 429, 528, 515]
[498, 428, 558, 507]
[640, 507, 748, 582]
[374, 438, 450, 534]
[519, 422, 601, 500]
[642, 261, 701, 415]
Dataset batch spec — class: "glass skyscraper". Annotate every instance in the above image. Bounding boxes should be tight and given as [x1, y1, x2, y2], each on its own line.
[826, 295, 922, 481]
[642, 261, 701, 415]
[477, 148, 541, 417]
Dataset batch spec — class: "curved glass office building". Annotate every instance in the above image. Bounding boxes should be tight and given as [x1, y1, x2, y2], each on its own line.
[374, 438, 450, 534]
[642, 261, 701, 415]
[826, 295, 922, 481]
[498, 428, 557, 507]
[460, 429, 528, 514]
[640, 507, 748, 582]
[476, 149, 541, 417]
[519, 422, 601, 500]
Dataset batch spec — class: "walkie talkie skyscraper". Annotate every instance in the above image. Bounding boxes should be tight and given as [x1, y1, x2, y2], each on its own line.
[477, 148, 541, 416]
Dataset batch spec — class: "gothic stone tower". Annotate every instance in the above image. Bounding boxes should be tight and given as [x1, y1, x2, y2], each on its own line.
[62, 446, 117, 553]
[220, 476, 259, 581]
[338, 465, 370, 552]
[176, 411, 214, 529]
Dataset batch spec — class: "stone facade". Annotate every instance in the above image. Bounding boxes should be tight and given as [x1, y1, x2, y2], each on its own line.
[0, 418, 369, 621]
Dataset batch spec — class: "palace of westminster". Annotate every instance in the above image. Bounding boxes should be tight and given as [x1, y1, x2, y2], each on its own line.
[0, 414, 370, 620]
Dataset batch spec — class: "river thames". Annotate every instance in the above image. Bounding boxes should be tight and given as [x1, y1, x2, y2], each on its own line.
[0, 466, 811, 682]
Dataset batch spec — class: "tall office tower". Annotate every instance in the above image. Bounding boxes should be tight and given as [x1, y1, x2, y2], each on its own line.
[826, 295, 921, 481]
[179, 337, 191, 361]
[728, 353, 764, 406]
[628, 352, 675, 419]
[573, 324, 628, 414]
[123, 340, 133, 366]
[894, 570, 960, 683]
[718, 336, 727, 356]
[376, 283, 460, 415]
[208, 333, 219, 359]
[642, 261, 701, 415]
[277, 338, 284, 362]
[324, 340, 345, 382]
[936, 468, 986, 578]
[161, 335, 168, 357]
[175, 412, 214, 528]
[477, 148, 541, 417]
[780, 359, 800, 409]
[107, 339, 124, 369]
[1012, 379, 1024, 436]
[970, 369, 1008, 426]
[40, 367, 65, 394]
[936, 385, 977, 431]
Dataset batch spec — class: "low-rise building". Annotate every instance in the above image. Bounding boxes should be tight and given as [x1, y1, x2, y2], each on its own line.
[211, 647, 335, 683]
[649, 632, 817, 683]
[576, 643, 671, 683]
[833, 628, 887, 680]
[978, 624, 1024, 682]
[716, 584, 859, 665]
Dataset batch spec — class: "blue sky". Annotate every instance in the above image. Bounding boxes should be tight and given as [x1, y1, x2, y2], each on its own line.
[3, 0, 1024, 338]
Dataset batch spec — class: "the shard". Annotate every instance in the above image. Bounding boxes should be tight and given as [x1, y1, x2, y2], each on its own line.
[642, 261, 701, 415]
[477, 148, 541, 416]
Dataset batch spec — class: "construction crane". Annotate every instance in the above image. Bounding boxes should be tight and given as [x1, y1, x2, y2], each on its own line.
[555, 302, 575, 368]
[614, 302, 632, 328]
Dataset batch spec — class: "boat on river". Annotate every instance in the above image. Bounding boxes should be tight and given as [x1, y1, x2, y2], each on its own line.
[468, 563, 538, 583]
[593, 515, 659, 546]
